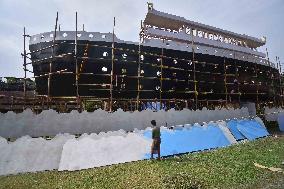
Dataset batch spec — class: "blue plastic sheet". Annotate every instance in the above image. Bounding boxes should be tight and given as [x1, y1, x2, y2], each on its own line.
[227, 120, 246, 140]
[277, 113, 284, 132]
[142, 102, 166, 110]
[237, 120, 269, 140]
[143, 124, 231, 158]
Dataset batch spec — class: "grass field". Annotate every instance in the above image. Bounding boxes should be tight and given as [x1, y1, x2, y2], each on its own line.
[0, 135, 283, 189]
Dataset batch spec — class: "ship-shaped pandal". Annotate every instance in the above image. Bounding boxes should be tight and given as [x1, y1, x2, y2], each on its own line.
[28, 3, 282, 110]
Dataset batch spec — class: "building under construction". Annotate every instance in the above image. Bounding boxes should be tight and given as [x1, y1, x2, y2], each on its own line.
[4, 3, 284, 112]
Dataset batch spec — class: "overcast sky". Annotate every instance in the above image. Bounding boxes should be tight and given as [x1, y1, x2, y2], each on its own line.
[0, 0, 283, 78]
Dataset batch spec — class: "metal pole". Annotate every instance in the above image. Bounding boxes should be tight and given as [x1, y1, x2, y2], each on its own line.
[110, 17, 115, 112]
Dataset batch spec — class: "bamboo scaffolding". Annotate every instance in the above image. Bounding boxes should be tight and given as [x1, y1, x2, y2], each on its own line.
[27, 41, 66, 55]
[22, 18, 282, 111]
[34, 69, 68, 78]
[78, 43, 90, 79]
[43, 41, 221, 66]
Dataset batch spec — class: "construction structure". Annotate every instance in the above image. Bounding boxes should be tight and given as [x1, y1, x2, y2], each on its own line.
[1, 3, 283, 113]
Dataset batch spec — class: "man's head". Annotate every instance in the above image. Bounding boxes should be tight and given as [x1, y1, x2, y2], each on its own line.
[151, 120, 156, 127]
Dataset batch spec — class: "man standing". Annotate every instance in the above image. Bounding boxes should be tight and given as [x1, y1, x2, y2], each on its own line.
[151, 120, 161, 160]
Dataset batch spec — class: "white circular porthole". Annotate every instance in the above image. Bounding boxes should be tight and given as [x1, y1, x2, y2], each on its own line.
[122, 53, 127, 59]
[102, 67, 108, 72]
[103, 52, 108, 57]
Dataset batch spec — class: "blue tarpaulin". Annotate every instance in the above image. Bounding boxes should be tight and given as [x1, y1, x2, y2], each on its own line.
[227, 119, 269, 141]
[227, 120, 246, 140]
[277, 113, 284, 132]
[237, 120, 269, 140]
[143, 119, 270, 159]
[143, 124, 231, 158]
[142, 102, 166, 110]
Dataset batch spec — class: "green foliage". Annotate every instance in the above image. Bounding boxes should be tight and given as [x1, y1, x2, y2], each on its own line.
[5, 77, 17, 84]
[0, 137, 283, 189]
[84, 101, 96, 112]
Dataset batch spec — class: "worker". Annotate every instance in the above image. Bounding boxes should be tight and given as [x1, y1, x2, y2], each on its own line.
[151, 120, 161, 160]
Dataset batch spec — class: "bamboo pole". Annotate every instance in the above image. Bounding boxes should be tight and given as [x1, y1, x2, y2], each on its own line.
[191, 28, 198, 109]
[75, 12, 79, 97]
[110, 17, 115, 112]
[265, 48, 275, 103]
[279, 58, 283, 107]
[277, 56, 283, 106]
[223, 57, 228, 105]
[254, 59, 259, 108]
[23, 27, 27, 100]
[48, 12, 58, 98]
[160, 39, 164, 110]
[233, 55, 241, 104]
[136, 20, 142, 110]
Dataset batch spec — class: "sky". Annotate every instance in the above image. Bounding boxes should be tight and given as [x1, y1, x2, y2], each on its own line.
[0, 0, 283, 78]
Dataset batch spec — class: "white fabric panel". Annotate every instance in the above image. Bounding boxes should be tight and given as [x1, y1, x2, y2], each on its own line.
[0, 108, 249, 138]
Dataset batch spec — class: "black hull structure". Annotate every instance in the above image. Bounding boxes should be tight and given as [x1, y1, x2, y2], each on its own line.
[29, 8, 281, 109]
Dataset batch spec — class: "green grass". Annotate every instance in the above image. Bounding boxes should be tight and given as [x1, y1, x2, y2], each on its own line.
[0, 136, 283, 189]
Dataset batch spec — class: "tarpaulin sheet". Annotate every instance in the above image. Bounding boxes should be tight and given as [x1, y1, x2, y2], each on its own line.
[277, 113, 284, 132]
[227, 120, 246, 140]
[143, 124, 231, 158]
[236, 120, 269, 140]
